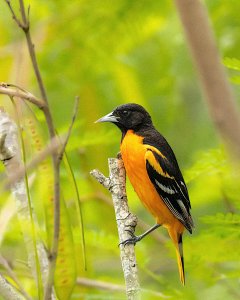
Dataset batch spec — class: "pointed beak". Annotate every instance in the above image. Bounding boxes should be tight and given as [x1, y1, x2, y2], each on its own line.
[95, 111, 119, 123]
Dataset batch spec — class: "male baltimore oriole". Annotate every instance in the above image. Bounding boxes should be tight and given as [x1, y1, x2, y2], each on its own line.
[96, 103, 193, 285]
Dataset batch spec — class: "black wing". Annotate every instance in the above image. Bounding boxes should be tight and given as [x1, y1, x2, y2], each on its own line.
[145, 147, 194, 233]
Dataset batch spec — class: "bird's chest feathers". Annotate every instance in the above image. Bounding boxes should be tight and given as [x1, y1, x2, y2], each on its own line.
[120, 130, 156, 207]
[120, 130, 147, 182]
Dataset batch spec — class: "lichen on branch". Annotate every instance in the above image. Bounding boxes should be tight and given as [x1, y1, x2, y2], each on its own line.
[91, 157, 140, 300]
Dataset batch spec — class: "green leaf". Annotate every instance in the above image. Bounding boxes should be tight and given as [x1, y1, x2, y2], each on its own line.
[14, 104, 43, 299]
[54, 196, 76, 300]
[223, 57, 240, 71]
[230, 75, 240, 85]
[63, 151, 86, 270]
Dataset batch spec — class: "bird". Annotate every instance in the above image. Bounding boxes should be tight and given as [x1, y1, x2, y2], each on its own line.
[96, 103, 193, 285]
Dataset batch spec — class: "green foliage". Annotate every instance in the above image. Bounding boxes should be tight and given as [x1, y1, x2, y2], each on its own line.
[185, 148, 227, 183]
[223, 57, 240, 85]
[201, 213, 240, 234]
[223, 57, 240, 71]
[0, 0, 240, 299]
[54, 197, 76, 300]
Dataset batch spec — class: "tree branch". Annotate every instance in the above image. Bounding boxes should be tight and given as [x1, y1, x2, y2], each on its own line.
[0, 274, 25, 300]
[45, 97, 79, 299]
[90, 157, 140, 300]
[4, 135, 62, 189]
[0, 83, 46, 109]
[58, 96, 79, 162]
[77, 277, 125, 292]
[4, 0, 26, 30]
[174, 0, 240, 156]
[0, 254, 32, 300]
[4, 1, 62, 298]
[77, 277, 168, 298]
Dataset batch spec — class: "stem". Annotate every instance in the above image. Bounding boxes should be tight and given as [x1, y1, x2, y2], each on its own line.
[174, 0, 240, 156]
[0, 84, 45, 108]
[18, 0, 48, 106]
[13, 100, 43, 299]
[0, 274, 25, 300]
[15, 1, 60, 298]
[44, 163, 60, 300]
[4, 1, 79, 298]
[91, 157, 140, 300]
[0, 255, 32, 300]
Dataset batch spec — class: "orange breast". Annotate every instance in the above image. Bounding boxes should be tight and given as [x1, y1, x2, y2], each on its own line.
[120, 130, 182, 230]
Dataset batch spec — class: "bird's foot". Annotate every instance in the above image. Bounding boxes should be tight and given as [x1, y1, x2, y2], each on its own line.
[119, 223, 161, 247]
[119, 234, 143, 246]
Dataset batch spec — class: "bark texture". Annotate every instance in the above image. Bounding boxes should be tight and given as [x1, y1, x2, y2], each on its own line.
[91, 157, 141, 300]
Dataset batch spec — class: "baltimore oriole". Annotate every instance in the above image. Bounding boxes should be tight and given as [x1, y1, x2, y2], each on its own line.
[96, 103, 193, 285]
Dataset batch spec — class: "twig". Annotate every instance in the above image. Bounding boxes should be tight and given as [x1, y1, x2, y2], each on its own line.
[77, 277, 125, 292]
[90, 157, 141, 300]
[5, 0, 56, 143]
[18, 0, 49, 105]
[77, 277, 169, 298]
[0, 274, 25, 300]
[4, 134, 63, 189]
[4, 0, 25, 30]
[4, 1, 61, 298]
[5, 1, 80, 298]
[58, 96, 79, 161]
[44, 165, 60, 300]
[15, 1, 59, 296]
[174, 0, 240, 156]
[0, 254, 32, 300]
[45, 97, 80, 298]
[0, 84, 46, 109]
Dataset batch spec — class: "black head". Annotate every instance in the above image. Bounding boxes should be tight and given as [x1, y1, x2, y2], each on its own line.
[96, 103, 153, 134]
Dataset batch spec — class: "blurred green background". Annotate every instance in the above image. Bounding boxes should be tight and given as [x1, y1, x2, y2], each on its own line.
[0, 0, 240, 299]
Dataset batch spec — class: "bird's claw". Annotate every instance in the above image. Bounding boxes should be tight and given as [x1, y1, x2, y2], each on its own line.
[119, 235, 142, 247]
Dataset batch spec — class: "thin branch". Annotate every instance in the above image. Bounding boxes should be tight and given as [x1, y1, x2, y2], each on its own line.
[5, 1, 80, 298]
[174, 0, 240, 156]
[4, 0, 25, 29]
[45, 97, 80, 298]
[4, 135, 63, 189]
[0, 84, 46, 109]
[58, 96, 79, 161]
[14, 0, 49, 105]
[77, 277, 126, 292]
[4, 1, 61, 298]
[90, 157, 141, 300]
[0, 254, 32, 300]
[77, 277, 169, 298]
[19, 0, 29, 29]
[44, 167, 60, 300]
[0, 274, 25, 300]
[90, 170, 111, 189]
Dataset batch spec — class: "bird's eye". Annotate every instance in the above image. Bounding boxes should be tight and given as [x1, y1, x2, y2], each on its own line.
[122, 110, 129, 116]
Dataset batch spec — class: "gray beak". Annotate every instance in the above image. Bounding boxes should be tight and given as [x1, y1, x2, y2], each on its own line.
[95, 111, 119, 123]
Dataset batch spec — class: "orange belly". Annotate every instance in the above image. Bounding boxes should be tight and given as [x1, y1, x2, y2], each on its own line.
[120, 130, 183, 231]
